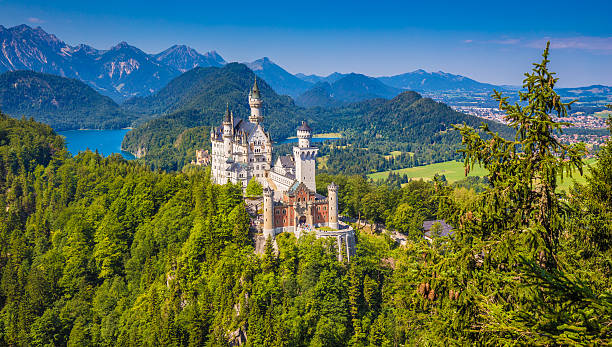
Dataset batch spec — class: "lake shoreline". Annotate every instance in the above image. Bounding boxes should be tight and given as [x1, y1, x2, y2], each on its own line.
[58, 129, 135, 160]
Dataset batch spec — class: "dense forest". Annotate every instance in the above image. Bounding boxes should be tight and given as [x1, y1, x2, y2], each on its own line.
[0, 46, 610, 345]
[0, 71, 134, 130]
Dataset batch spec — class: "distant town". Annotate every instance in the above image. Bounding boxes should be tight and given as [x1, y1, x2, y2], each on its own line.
[451, 105, 610, 148]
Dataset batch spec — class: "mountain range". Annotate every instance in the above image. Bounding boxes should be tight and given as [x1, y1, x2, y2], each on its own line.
[0, 24, 226, 101]
[0, 24, 518, 106]
[295, 74, 402, 107]
[245, 57, 312, 97]
[1, 24, 609, 111]
[377, 69, 498, 91]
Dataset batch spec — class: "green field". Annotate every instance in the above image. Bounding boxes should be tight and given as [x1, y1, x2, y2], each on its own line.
[368, 160, 488, 183]
[368, 158, 597, 190]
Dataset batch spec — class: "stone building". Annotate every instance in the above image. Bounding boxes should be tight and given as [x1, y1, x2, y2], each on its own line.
[191, 149, 210, 166]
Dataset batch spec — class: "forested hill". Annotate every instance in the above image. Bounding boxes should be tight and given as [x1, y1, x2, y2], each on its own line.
[358, 91, 509, 137]
[121, 63, 331, 170]
[314, 91, 512, 175]
[121, 63, 316, 139]
[122, 63, 293, 118]
[0, 70, 133, 130]
[295, 73, 402, 108]
[1, 93, 610, 345]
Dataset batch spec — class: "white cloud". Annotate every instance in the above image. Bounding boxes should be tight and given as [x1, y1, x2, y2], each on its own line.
[27, 17, 45, 24]
[480, 35, 612, 53]
[527, 36, 612, 51]
[492, 38, 521, 45]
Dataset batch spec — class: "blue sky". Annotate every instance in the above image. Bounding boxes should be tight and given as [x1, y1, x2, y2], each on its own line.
[1, 0, 611, 86]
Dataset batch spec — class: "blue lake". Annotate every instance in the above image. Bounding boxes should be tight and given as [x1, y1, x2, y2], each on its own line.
[58, 129, 136, 160]
[278, 137, 341, 144]
[58, 130, 339, 160]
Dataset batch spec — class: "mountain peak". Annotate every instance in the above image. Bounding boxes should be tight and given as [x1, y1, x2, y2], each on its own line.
[154, 45, 225, 72]
[169, 44, 194, 52]
[11, 24, 32, 32]
[112, 41, 132, 50]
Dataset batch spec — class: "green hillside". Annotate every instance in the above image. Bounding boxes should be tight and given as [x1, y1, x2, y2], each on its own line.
[315, 92, 512, 175]
[121, 63, 329, 170]
[368, 160, 488, 182]
[368, 158, 596, 191]
[0, 70, 133, 130]
[121, 63, 310, 140]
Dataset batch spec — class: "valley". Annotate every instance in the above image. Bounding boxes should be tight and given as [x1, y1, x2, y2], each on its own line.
[0, 3, 611, 344]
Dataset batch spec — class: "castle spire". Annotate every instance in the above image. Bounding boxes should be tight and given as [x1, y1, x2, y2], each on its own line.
[251, 76, 260, 99]
[223, 103, 231, 123]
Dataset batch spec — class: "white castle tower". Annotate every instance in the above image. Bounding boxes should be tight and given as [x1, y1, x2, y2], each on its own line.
[222, 103, 233, 156]
[327, 182, 339, 229]
[263, 187, 274, 239]
[293, 121, 318, 192]
[249, 77, 263, 124]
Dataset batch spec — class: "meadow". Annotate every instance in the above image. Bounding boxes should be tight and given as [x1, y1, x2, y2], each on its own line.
[368, 158, 597, 190]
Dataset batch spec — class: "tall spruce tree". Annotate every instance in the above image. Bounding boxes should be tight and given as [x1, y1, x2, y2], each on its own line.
[451, 42, 610, 344]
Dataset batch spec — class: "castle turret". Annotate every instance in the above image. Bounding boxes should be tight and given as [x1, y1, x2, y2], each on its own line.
[327, 182, 339, 229]
[223, 104, 233, 156]
[263, 187, 274, 238]
[293, 121, 318, 191]
[249, 77, 263, 124]
[297, 121, 311, 148]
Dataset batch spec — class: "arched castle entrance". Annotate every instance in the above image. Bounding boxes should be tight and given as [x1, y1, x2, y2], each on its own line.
[298, 216, 307, 225]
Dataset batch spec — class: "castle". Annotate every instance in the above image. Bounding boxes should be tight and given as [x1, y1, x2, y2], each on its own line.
[210, 80, 354, 259]
[210, 78, 272, 187]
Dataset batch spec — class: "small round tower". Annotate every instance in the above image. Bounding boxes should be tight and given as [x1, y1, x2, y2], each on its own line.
[263, 187, 274, 238]
[297, 121, 312, 148]
[327, 182, 339, 229]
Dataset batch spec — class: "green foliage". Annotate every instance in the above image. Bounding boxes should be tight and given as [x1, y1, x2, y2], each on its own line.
[245, 177, 263, 197]
[386, 203, 425, 239]
[444, 43, 608, 344]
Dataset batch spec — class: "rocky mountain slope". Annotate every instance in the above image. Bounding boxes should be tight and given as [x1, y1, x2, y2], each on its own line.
[0, 24, 225, 101]
[377, 69, 498, 91]
[154, 45, 226, 72]
[245, 57, 312, 97]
